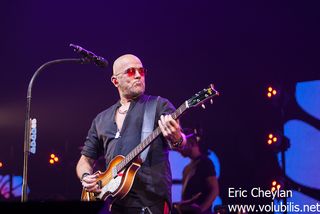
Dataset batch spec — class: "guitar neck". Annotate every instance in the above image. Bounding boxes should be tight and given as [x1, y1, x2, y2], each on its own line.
[116, 101, 188, 172]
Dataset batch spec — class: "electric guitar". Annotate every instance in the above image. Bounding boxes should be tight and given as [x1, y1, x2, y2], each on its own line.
[81, 84, 219, 203]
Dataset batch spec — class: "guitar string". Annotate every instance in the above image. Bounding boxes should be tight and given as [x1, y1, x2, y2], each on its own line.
[93, 96, 213, 198]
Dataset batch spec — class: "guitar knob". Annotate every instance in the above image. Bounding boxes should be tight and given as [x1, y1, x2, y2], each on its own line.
[201, 104, 206, 109]
[210, 99, 213, 104]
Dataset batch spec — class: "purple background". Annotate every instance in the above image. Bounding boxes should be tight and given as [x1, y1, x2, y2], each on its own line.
[1, 0, 319, 205]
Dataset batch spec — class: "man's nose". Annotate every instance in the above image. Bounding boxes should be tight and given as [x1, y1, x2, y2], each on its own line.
[134, 70, 142, 78]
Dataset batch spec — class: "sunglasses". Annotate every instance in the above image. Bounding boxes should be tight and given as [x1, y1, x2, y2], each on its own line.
[116, 67, 146, 77]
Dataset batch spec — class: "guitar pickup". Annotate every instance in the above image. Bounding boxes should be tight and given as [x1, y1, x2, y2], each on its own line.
[112, 167, 117, 178]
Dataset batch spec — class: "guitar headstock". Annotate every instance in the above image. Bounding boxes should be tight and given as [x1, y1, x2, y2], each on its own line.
[187, 84, 219, 109]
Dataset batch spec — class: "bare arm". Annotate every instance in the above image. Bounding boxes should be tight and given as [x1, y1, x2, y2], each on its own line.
[199, 176, 219, 212]
[76, 155, 101, 193]
[76, 155, 95, 179]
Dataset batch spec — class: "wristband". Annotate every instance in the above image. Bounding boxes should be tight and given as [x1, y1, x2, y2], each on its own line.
[171, 136, 183, 147]
[80, 172, 90, 181]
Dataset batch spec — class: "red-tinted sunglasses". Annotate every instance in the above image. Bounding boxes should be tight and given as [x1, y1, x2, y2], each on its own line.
[119, 67, 146, 77]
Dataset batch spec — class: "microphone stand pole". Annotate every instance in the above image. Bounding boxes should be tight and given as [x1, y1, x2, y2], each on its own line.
[21, 58, 85, 202]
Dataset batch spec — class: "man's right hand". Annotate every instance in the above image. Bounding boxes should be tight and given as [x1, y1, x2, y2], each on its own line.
[81, 171, 102, 193]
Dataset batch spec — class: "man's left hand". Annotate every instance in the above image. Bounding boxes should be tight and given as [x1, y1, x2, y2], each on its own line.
[158, 115, 184, 145]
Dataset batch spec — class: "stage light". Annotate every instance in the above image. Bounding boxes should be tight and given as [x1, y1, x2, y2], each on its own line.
[267, 133, 279, 145]
[266, 132, 290, 153]
[271, 180, 283, 192]
[266, 86, 278, 99]
[49, 153, 59, 165]
[271, 180, 277, 192]
[0, 161, 3, 168]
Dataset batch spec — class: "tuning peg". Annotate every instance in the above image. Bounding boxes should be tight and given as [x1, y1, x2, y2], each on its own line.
[210, 99, 213, 104]
[201, 104, 206, 109]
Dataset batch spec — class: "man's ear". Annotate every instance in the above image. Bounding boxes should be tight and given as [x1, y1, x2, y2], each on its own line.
[111, 76, 118, 87]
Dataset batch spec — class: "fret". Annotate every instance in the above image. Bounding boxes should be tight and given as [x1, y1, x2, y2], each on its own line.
[144, 135, 151, 145]
[84, 85, 219, 202]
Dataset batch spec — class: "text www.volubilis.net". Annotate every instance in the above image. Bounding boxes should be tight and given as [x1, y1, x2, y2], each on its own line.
[228, 202, 320, 213]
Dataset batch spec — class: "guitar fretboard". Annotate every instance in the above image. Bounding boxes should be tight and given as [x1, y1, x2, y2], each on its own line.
[115, 101, 188, 172]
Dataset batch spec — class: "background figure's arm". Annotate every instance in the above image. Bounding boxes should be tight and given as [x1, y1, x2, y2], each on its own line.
[199, 176, 219, 212]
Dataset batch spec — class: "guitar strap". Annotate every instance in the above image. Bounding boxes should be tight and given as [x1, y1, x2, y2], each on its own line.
[139, 95, 159, 162]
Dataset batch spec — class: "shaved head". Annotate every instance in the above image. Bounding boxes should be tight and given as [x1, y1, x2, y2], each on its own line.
[113, 54, 143, 76]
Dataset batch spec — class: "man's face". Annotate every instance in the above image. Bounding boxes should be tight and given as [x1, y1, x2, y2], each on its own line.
[113, 55, 146, 99]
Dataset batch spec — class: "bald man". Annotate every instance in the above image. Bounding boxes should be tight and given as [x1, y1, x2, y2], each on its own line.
[76, 54, 186, 214]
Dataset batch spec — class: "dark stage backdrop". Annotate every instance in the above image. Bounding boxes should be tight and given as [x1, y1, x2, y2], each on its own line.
[0, 0, 319, 208]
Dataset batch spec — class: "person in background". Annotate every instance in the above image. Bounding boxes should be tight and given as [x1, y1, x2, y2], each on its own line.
[174, 128, 219, 214]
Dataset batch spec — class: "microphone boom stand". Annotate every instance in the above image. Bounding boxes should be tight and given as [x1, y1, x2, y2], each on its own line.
[21, 58, 86, 202]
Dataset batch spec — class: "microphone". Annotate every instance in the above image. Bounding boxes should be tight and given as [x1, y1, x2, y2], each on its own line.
[70, 44, 108, 68]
